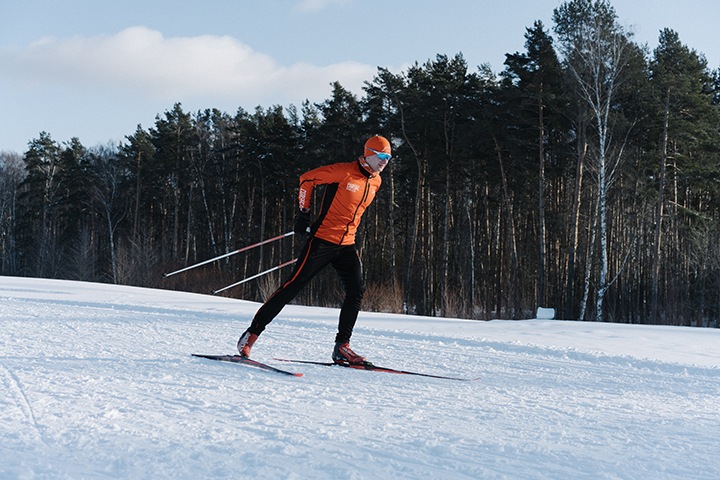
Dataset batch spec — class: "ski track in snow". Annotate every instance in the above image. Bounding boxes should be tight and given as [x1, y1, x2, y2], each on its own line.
[1, 277, 719, 479]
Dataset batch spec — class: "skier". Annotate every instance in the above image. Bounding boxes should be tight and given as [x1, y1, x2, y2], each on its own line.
[236, 135, 392, 365]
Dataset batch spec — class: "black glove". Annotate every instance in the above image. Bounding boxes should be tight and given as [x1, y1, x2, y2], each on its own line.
[294, 210, 311, 237]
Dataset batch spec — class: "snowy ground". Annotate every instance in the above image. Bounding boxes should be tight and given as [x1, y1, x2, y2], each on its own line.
[1, 276, 719, 480]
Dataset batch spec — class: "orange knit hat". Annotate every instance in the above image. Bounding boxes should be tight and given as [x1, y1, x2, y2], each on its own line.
[364, 135, 391, 158]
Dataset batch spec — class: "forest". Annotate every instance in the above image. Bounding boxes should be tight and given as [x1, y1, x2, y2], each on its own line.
[1, 0, 719, 327]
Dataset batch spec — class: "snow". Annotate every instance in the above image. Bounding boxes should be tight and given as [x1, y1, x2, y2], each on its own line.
[1, 275, 719, 480]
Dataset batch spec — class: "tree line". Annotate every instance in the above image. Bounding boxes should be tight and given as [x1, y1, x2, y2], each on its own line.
[1, 0, 719, 327]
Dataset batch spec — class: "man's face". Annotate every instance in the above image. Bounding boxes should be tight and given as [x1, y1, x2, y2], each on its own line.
[365, 153, 390, 173]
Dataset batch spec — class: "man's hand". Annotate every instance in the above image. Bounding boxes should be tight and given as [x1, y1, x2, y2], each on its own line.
[294, 210, 311, 237]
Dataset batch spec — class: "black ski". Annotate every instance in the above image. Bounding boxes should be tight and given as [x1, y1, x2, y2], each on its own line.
[192, 354, 303, 377]
[274, 358, 479, 382]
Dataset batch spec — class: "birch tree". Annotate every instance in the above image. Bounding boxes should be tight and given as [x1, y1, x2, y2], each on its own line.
[553, 0, 633, 321]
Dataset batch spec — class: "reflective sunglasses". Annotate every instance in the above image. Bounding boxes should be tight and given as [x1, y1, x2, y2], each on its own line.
[367, 147, 392, 161]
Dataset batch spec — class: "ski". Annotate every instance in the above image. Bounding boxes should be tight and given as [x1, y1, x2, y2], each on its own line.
[192, 354, 303, 377]
[274, 358, 479, 382]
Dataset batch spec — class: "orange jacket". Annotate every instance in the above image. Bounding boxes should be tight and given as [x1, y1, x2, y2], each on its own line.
[298, 159, 382, 245]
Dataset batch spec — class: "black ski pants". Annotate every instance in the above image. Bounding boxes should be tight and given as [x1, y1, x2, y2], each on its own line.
[248, 237, 364, 344]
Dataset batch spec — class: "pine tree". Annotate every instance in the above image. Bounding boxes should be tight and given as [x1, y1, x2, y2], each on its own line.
[16, 132, 62, 276]
[0, 151, 25, 274]
[649, 29, 720, 324]
[502, 20, 567, 312]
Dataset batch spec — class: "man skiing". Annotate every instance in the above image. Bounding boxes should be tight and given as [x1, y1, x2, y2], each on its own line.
[237, 135, 392, 365]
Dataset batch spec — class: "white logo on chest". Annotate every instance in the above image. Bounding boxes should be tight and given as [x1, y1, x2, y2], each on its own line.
[346, 182, 361, 193]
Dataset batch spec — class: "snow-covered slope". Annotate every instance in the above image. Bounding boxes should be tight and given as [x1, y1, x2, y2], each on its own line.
[1, 276, 718, 479]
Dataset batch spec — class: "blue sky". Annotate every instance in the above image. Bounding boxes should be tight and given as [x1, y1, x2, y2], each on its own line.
[1, 0, 719, 154]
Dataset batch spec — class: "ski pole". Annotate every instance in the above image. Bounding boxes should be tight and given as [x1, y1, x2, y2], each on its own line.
[164, 231, 295, 278]
[212, 258, 298, 295]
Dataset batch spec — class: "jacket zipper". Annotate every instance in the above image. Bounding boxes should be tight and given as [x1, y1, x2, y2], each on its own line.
[340, 176, 371, 244]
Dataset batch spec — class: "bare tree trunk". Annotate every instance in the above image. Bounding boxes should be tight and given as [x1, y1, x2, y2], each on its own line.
[394, 99, 424, 314]
[388, 162, 397, 288]
[441, 157, 451, 316]
[494, 136, 519, 318]
[596, 117, 610, 322]
[651, 88, 671, 323]
[580, 197, 598, 321]
[565, 129, 586, 319]
[483, 180, 493, 318]
[133, 152, 142, 241]
[106, 210, 117, 283]
[467, 198, 476, 317]
[537, 93, 547, 307]
[424, 181, 432, 314]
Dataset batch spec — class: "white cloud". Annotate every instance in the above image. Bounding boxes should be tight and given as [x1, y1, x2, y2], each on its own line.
[0, 26, 376, 106]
